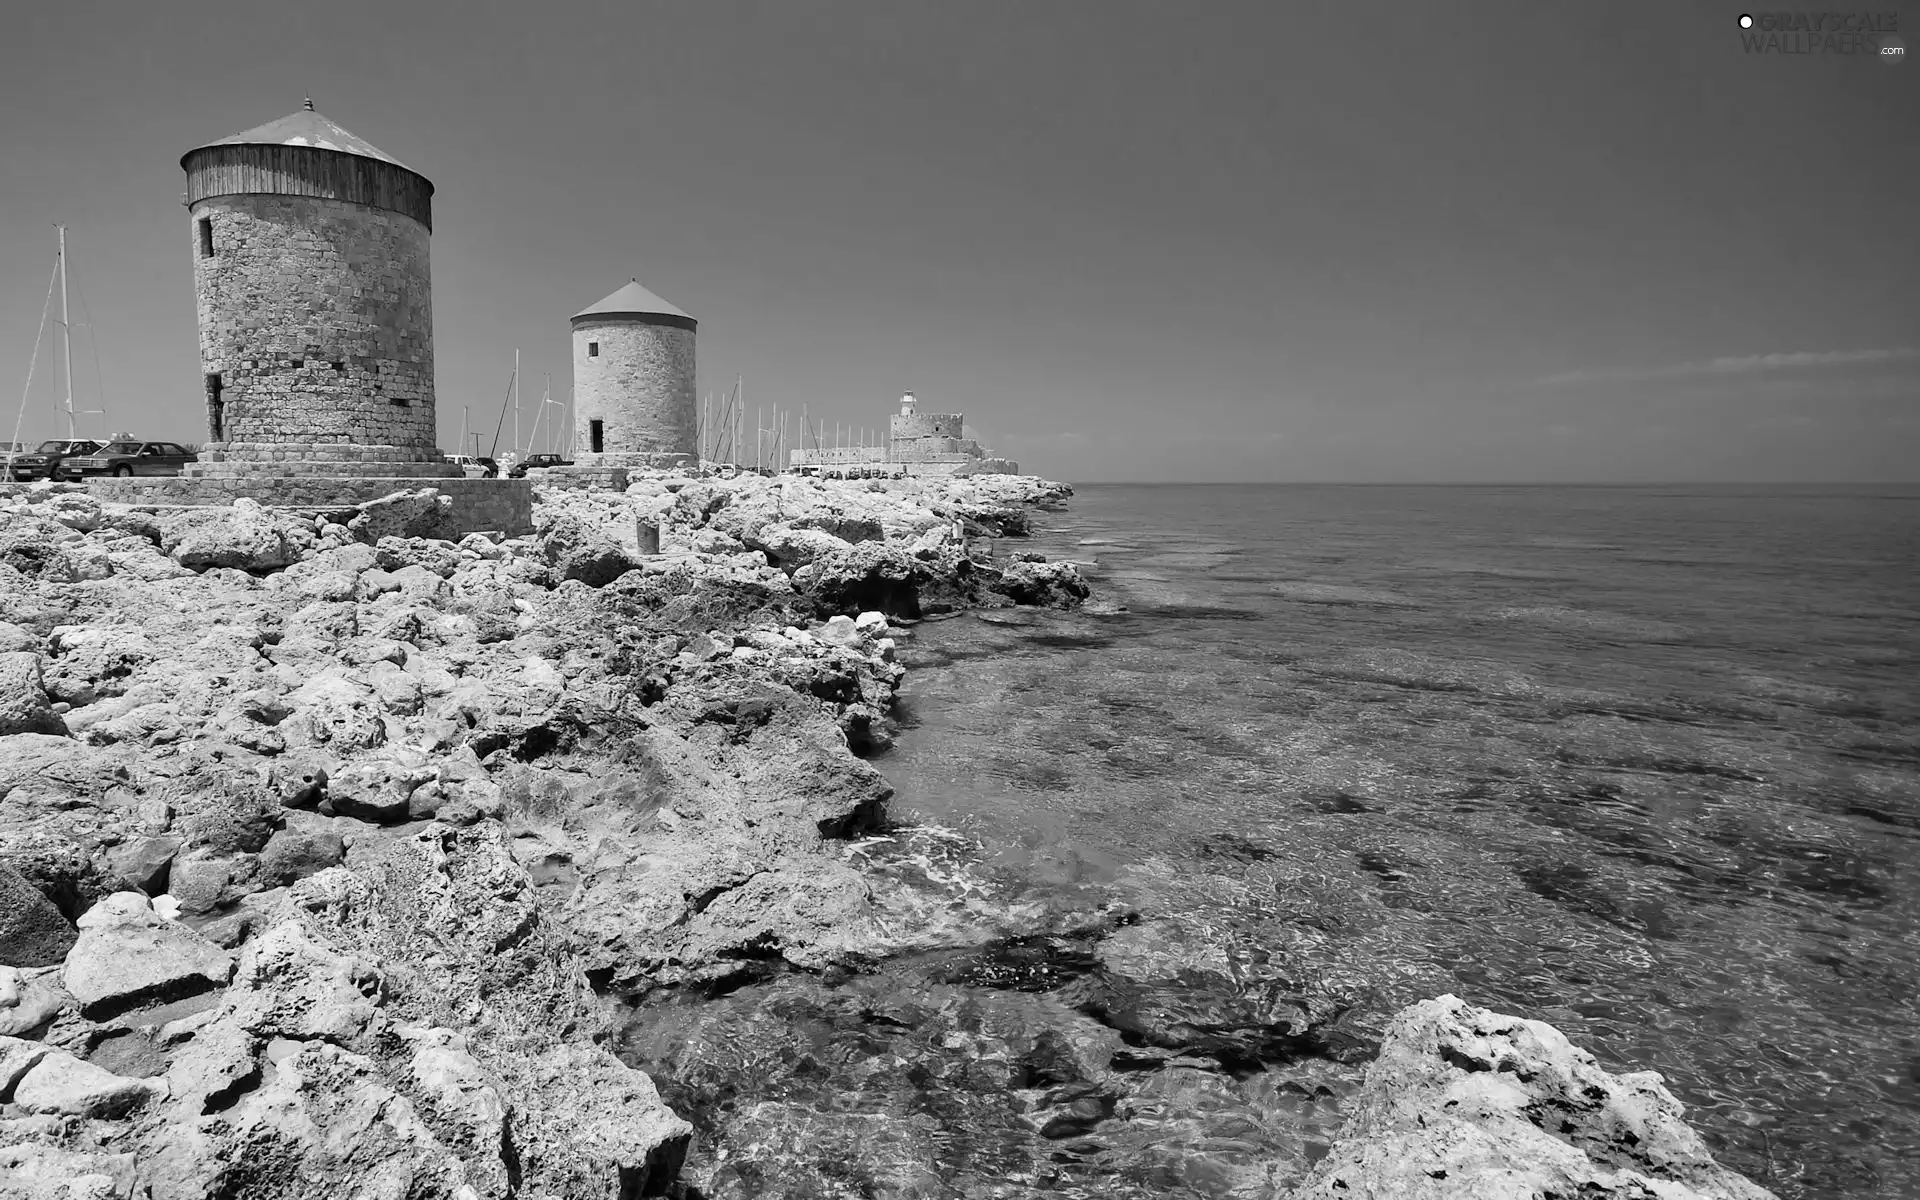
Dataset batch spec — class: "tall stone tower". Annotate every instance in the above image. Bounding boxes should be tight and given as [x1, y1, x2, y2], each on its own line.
[571, 279, 697, 470]
[182, 100, 452, 477]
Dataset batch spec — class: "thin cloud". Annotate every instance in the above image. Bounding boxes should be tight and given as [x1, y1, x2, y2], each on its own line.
[1540, 347, 1919, 386]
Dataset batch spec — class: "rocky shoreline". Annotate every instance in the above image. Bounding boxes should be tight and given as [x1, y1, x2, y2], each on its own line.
[0, 473, 1774, 1199]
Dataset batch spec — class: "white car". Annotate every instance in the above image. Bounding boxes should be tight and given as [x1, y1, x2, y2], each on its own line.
[445, 454, 496, 479]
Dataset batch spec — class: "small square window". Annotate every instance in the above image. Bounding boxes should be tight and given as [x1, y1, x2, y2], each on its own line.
[588, 342, 600, 358]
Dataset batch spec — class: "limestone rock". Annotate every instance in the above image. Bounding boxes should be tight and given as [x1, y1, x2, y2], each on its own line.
[348, 488, 457, 542]
[0, 1140, 136, 1200]
[256, 826, 346, 888]
[166, 1039, 470, 1200]
[164, 852, 233, 916]
[534, 509, 638, 586]
[327, 748, 435, 824]
[0, 863, 75, 968]
[11, 1048, 162, 1117]
[108, 836, 180, 895]
[162, 1020, 259, 1115]
[219, 920, 384, 1046]
[992, 556, 1090, 607]
[40, 624, 156, 706]
[0, 965, 71, 1036]
[1291, 995, 1779, 1200]
[0, 651, 64, 736]
[0, 1033, 53, 1093]
[61, 895, 235, 1017]
[160, 499, 304, 571]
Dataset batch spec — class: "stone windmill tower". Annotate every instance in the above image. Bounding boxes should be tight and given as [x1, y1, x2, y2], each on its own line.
[570, 278, 697, 469]
[181, 99, 452, 477]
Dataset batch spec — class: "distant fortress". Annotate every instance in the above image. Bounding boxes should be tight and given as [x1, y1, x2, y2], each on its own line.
[787, 392, 1018, 477]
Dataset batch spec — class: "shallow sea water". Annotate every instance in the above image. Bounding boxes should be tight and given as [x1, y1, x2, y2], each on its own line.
[624, 484, 1920, 1199]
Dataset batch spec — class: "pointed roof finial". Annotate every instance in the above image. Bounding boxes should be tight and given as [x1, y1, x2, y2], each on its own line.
[303, 96, 314, 111]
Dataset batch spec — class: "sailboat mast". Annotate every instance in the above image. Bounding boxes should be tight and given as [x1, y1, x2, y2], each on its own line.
[513, 349, 521, 459]
[57, 225, 75, 440]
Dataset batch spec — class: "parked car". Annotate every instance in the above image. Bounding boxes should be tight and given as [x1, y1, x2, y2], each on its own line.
[506, 453, 572, 479]
[0, 442, 22, 480]
[57, 440, 198, 478]
[2, 438, 104, 482]
[445, 453, 499, 478]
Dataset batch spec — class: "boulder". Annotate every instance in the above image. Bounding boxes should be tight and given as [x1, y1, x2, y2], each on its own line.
[61, 894, 235, 1017]
[108, 836, 180, 895]
[40, 624, 156, 706]
[165, 852, 234, 916]
[218, 920, 383, 1046]
[534, 510, 638, 586]
[992, 557, 1090, 607]
[0, 1033, 51, 1094]
[256, 826, 346, 888]
[0, 965, 70, 1036]
[0, 863, 75, 968]
[327, 749, 435, 824]
[163, 1020, 259, 1115]
[0, 1141, 137, 1200]
[160, 499, 303, 571]
[0, 651, 64, 736]
[348, 488, 457, 542]
[148, 1040, 470, 1200]
[1291, 995, 1778, 1200]
[11, 1048, 162, 1117]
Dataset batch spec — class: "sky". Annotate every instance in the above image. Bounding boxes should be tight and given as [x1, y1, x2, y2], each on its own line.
[1, 0, 1915, 483]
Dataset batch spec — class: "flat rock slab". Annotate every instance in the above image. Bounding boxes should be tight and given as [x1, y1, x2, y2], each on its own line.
[62, 920, 235, 1018]
[12, 1048, 162, 1117]
[0, 1034, 52, 1094]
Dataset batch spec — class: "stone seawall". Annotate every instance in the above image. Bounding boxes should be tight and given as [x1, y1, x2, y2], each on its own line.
[84, 476, 533, 535]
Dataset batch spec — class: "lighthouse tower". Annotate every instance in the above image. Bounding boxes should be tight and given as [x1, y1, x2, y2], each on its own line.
[181, 99, 452, 477]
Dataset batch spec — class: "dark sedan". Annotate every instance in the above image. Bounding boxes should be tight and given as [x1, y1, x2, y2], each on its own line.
[507, 453, 573, 479]
[3, 438, 104, 482]
[57, 441, 198, 479]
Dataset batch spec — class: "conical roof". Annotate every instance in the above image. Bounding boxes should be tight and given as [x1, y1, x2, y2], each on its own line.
[572, 278, 694, 324]
[182, 99, 417, 172]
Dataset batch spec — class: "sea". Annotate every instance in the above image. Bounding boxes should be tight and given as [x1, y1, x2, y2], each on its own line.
[622, 483, 1920, 1200]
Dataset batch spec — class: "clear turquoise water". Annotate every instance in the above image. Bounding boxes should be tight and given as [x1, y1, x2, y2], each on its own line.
[876, 484, 1920, 1199]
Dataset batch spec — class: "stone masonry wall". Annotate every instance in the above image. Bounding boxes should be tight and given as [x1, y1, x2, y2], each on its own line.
[85, 477, 532, 537]
[571, 319, 696, 465]
[890, 411, 964, 441]
[191, 193, 438, 461]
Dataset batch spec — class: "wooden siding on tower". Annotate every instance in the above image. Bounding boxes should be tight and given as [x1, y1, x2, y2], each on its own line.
[184, 145, 433, 229]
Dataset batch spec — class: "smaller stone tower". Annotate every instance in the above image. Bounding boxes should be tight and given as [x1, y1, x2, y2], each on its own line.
[571, 279, 697, 470]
